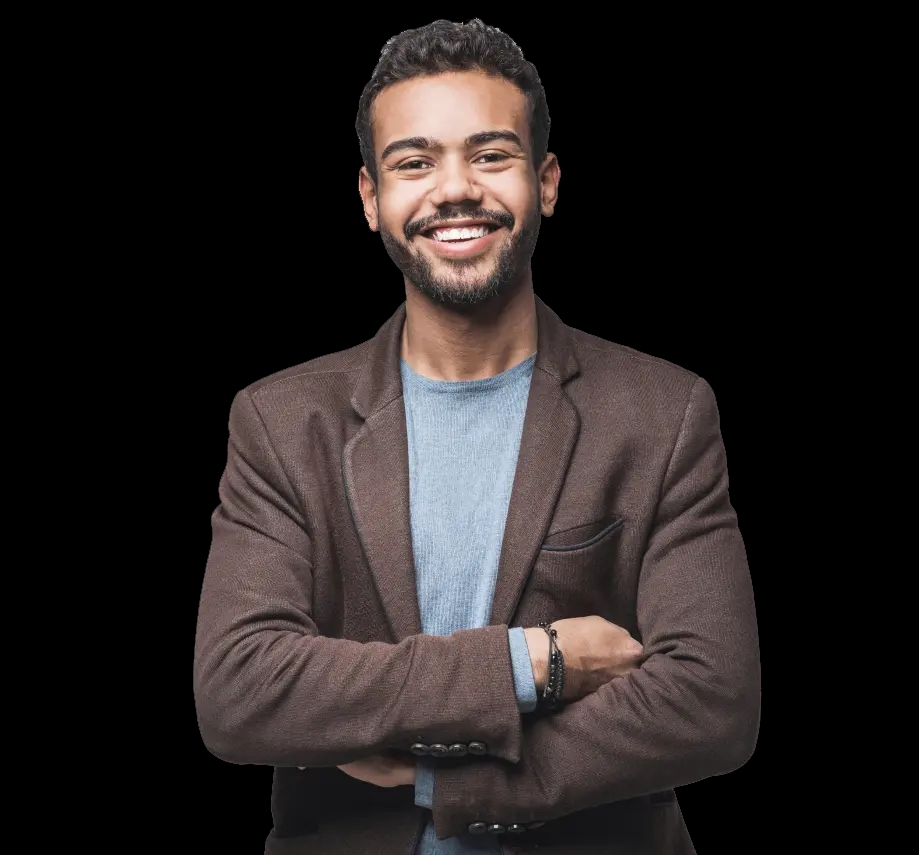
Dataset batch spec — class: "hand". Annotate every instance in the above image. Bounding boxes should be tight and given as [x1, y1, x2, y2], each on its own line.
[336, 750, 417, 788]
[524, 615, 644, 702]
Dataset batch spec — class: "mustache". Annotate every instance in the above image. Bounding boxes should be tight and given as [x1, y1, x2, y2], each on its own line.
[404, 208, 515, 240]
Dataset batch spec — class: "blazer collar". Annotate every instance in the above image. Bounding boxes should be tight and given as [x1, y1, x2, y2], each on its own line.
[349, 295, 579, 418]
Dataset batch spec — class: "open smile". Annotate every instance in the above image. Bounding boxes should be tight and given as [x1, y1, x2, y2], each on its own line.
[418, 222, 505, 258]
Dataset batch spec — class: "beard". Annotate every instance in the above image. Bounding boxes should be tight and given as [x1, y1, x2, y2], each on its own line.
[379, 205, 542, 309]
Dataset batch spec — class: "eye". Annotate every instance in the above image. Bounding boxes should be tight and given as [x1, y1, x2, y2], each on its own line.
[475, 153, 509, 164]
[397, 159, 432, 171]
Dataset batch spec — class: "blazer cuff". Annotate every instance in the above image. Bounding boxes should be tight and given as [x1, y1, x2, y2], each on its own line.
[508, 627, 538, 713]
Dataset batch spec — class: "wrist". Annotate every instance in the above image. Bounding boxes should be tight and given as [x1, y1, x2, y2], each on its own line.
[523, 627, 549, 692]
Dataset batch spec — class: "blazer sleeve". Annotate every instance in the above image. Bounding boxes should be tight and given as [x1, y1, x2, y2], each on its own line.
[415, 626, 538, 808]
[193, 388, 524, 768]
[429, 377, 761, 839]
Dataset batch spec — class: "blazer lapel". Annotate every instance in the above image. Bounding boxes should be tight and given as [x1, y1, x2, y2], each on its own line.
[489, 296, 580, 626]
[341, 296, 580, 642]
[342, 302, 423, 642]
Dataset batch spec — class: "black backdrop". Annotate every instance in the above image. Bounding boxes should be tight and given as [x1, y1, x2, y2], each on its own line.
[169, 13, 780, 852]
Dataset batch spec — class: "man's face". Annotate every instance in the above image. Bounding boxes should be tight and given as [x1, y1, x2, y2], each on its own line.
[360, 70, 558, 308]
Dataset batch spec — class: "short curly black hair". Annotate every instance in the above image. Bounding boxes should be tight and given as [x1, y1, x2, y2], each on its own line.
[356, 19, 550, 185]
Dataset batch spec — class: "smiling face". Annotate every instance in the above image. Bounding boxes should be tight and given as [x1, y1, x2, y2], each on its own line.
[359, 70, 559, 308]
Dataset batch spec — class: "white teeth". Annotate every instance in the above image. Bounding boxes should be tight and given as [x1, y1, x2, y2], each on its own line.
[432, 225, 490, 241]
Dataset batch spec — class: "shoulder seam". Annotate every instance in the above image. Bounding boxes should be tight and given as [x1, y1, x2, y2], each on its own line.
[577, 341, 699, 380]
[251, 367, 361, 400]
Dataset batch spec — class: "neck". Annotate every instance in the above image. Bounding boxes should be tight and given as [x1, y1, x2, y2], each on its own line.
[400, 278, 538, 381]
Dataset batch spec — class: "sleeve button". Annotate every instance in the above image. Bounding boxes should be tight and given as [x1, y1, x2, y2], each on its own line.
[468, 741, 487, 755]
[429, 743, 449, 758]
[409, 743, 430, 756]
[488, 824, 506, 834]
[468, 822, 488, 835]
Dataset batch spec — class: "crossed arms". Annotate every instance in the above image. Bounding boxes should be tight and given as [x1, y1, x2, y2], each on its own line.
[193, 377, 760, 840]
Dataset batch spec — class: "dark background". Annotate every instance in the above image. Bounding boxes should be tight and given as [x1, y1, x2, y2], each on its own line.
[163, 11, 787, 852]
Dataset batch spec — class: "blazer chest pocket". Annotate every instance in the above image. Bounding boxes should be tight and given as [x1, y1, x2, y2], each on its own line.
[540, 516, 624, 552]
[524, 516, 625, 620]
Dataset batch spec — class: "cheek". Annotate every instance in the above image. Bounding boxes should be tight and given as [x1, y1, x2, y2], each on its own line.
[379, 183, 426, 229]
[491, 175, 538, 220]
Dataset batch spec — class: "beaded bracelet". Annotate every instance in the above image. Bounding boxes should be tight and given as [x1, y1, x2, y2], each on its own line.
[536, 620, 565, 710]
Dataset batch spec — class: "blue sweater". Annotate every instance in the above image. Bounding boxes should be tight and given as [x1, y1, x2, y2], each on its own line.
[400, 352, 539, 854]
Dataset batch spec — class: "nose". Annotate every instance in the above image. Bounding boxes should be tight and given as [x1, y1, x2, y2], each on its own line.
[427, 155, 484, 208]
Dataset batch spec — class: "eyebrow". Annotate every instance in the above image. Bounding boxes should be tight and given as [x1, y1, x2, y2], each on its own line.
[380, 130, 524, 162]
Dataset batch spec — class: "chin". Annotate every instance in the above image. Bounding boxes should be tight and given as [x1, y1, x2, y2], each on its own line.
[411, 270, 518, 308]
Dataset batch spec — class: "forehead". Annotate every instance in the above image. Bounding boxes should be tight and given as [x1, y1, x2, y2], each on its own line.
[372, 71, 529, 154]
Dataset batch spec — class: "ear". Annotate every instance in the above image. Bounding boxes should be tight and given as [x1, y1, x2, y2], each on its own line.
[537, 153, 560, 217]
[358, 166, 380, 231]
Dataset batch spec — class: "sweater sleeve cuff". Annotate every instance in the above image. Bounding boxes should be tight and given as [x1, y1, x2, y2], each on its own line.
[508, 626, 538, 713]
[414, 757, 435, 808]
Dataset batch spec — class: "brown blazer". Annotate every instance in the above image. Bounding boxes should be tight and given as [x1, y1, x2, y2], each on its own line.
[194, 296, 760, 854]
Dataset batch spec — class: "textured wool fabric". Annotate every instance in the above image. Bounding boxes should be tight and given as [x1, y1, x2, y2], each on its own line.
[194, 296, 758, 854]
[399, 353, 538, 854]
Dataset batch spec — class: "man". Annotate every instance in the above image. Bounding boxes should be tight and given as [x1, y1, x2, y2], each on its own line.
[194, 18, 760, 855]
